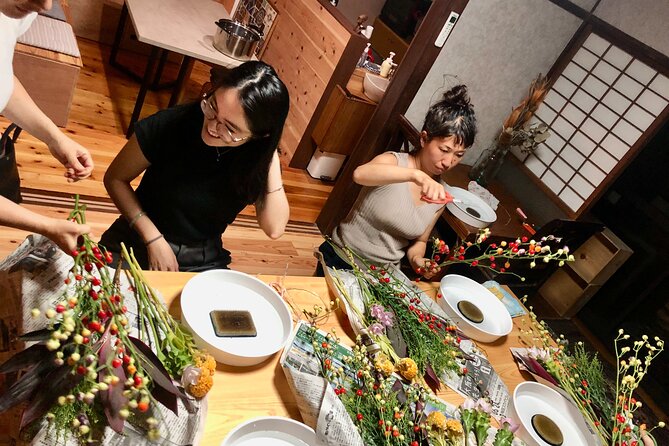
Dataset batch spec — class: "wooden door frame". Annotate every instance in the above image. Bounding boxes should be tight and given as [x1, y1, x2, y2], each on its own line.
[314, 0, 470, 234]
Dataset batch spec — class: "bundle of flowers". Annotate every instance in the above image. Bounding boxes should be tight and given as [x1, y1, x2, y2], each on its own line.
[498, 74, 550, 148]
[308, 325, 520, 446]
[516, 311, 665, 446]
[418, 229, 574, 280]
[330, 253, 465, 391]
[0, 198, 213, 444]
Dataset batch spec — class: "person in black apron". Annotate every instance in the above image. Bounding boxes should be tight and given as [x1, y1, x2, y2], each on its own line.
[100, 61, 289, 272]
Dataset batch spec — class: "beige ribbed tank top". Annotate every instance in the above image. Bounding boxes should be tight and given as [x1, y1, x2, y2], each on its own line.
[331, 152, 445, 266]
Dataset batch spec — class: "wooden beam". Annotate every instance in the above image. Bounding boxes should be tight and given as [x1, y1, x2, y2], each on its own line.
[315, 0, 470, 234]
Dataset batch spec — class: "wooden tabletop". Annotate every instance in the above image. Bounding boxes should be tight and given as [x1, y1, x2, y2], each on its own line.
[442, 164, 535, 241]
[144, 271, 534, 445]
[125, 0, 243, 67]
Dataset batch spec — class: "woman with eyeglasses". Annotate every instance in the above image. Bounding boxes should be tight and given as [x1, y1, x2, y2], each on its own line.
[100, 61, 290, 271]
[317, 85, 476, 279]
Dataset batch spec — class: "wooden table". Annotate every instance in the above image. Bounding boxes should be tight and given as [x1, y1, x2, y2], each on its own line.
[144, 271, 534, 445]
[110, 0, 245, 137]
[442, 164, 536, 241]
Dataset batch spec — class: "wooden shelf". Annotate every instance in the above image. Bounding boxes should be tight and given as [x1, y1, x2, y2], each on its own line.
[538, 228, 632, 318]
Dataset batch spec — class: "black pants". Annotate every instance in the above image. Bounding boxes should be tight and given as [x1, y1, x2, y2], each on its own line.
[99, 217, 231, 272]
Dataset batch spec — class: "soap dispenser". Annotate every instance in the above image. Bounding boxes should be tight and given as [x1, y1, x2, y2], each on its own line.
[380, 52, 395, 78]
[357, 42, 371, 67]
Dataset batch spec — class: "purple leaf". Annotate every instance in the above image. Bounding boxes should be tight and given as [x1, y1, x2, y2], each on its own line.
[0, 360, 55, 412]
[151, 384, 178, 414]
[18, 326, 59, 342]
[128, 336, 186, 414]
[98, 334, 127, 433]
[0, 344, 49, 374]
[423, 363, 441, 393]
[21, 365, 82, 429]
[523, 356, 558, 386]
[391, 379, 407, 405]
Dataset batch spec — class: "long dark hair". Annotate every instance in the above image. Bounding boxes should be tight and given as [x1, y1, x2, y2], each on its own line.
[210, 61, 289, 203]
[421, 85, 476, 148]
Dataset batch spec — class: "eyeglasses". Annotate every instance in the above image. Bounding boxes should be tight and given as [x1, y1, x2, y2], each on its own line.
[200, 95, 251, 144]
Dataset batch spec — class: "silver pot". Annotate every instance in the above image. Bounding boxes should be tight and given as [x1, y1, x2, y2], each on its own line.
[213, 19, 262, 60]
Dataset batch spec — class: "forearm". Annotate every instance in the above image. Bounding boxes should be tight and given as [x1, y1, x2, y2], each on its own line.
[104, 176, 161, 243]
[352, 164, 420, 187]
[407, 240, 428, 270]
[0, 196, 53, 235]
[2, 76, 63, 146]
[256, 152, 289, 239]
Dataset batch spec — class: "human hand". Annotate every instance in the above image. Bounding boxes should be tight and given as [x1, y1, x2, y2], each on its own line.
[48, 135, 94, 182]
[146, 238, 179, 271]
[44, 219, 91, 253]
[411, 256, 441, 279]
[414, 171, 447, 202]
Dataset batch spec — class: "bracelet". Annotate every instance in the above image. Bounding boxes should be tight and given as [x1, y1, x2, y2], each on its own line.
[267, 185, 284, 194]
[128, 210, 146, 228]
[144, 234, 164, 246]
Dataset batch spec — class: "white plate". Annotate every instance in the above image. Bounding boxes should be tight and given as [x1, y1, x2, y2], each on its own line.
[511, 382, 600, 446]
[438, 274, 512, 342]
[444, 186, 497, 228]
[221, 417, 325, 446]
[181, 270, 293, 366]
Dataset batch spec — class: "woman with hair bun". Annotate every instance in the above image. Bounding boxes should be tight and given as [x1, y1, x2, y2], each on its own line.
[319, 85, 477, 278]
[101, 61, 290, 272]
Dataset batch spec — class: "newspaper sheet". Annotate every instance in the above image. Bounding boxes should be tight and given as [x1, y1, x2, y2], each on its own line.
[0, 235, 205, 446]
[322, 265, 510, 419]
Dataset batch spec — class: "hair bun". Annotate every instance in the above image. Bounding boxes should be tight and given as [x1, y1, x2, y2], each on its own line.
[442, 85, 471, 108]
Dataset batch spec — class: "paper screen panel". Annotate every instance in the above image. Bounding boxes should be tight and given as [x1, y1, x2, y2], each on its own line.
[514, 31, 669, 215]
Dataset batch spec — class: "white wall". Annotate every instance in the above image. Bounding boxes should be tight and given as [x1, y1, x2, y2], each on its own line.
[405, 0, 582, 165]
[594, 0, 669, 56]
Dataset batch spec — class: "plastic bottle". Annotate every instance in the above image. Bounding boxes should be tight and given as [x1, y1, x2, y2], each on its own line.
[379, 52, 395, 78]
[357, 42, 371, 67]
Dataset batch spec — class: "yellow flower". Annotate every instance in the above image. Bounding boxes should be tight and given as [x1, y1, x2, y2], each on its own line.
[374, 355, 394, 377]
[427, 411, 448, 431]
[397, 358, 418, 380]
[188, 373, 213, 398]
[445, 419, 464, 436]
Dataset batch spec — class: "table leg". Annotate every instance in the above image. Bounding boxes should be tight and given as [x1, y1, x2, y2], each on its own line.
[127, 46, 160, 138]
[168, 56, 194, 107]
[151, 49, 170, 89]
[110, 2, 128, 67]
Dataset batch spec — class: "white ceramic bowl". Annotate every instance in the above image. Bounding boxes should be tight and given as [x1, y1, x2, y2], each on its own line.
[363, 71, 389, 103]
[180, 270, 293, 367]
[444, 186, 497, 228]
[438, 274, 512, 343]
[221, 416, 325, 446]
[510, 381, 600, 446]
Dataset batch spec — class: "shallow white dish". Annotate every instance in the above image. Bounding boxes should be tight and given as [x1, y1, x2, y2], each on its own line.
[221, 416, 325, 446]
[444, 185, 497, 228]
[181, 270, 293, 366]
[510, 381, 599, 446]
[363, 71, 389, 103]
[438, 274, 512, 343]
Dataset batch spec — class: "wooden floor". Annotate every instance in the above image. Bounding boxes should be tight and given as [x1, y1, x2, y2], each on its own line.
[0, 38, 330, 275]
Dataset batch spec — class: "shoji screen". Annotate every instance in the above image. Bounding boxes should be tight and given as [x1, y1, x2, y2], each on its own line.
[512, 31, 669, 217]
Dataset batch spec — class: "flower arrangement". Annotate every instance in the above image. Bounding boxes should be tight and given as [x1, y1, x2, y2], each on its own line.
[0, 198, 213, 444]
[331, 253, 465, 390]
[470, 74, 550, 185]
[307, 325, 519, 446]
[517, 309, 665, 446]
[418, 229, 574, 280]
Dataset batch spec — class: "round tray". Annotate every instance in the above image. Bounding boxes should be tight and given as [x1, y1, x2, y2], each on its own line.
[444, 186, 497, 228]
[511, 382, 596, 446]
[181, 270, 293, 366]
[221, 417, 324, 446]
[438, 274, 512, 343]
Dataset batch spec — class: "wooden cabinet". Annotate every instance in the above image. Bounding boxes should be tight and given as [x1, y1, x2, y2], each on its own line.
[538, 227, 632, 318]
[369, 16, 409, 64]
[312, 84, 376, 156]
